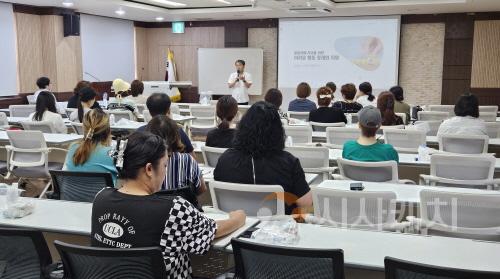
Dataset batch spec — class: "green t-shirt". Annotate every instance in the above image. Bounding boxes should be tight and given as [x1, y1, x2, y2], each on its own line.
[342, 140, 399, 162]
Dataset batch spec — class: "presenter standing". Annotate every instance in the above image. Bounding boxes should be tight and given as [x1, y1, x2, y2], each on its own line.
[228, 59, 252, 105]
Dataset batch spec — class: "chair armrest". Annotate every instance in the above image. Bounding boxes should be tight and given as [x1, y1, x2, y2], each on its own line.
[302, 167, 337, 174]
[332, 174, 345, 180]
[383, 221, 412, 232]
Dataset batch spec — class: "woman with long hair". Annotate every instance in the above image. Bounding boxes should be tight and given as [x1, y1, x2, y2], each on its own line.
[64, 109, 117, 184]
[29, 91, 67, 134]
[67, 80, 90, 108]
[90, 131, 246, 278]
[69, 87, 97, 123]
[214, 101, 312, 215]
[206, 95, 239, 148]
[377, 91, 403, 126]
[355, 81, 377, 107]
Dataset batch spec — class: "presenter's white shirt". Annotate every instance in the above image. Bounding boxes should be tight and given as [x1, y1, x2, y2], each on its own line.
[228, 72, 252, 103]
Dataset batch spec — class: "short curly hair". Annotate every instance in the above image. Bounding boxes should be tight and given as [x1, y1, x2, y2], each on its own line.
[233, 101, 285, 158]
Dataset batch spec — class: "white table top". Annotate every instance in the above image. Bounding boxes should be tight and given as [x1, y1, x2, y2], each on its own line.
[312, 131, 500, 147]
[328, 149, 500, 170]
[0, 196, 259, 249]
[237, 223, 500, 272]
[200, 166, 319, 185]
[0, 131, 82, 144]
[317, 180, 500, 204]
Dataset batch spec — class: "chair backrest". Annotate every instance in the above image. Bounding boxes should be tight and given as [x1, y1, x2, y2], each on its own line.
[105, 110, 134, 121]
[420, 190, 500, 241]
[417, 111, 450, 121]
[438, 134, 489, 154]
[201, 146, 227, 168]
[285, 146, 329, 170]
[385, 257, 500, 279]
[479, 105, 498, 114]
[485, 122, 500, 138]
[395, 113, 407, 124]
[7, 130, 47, 168]
[479, 112, 497, 122]
[325, 127, 360, 149]
[9, 105, 36, 117]
[50, 170, 114, 202]
[414, 120, 442, 136]
[0, 228, 52, 279]
[238, 105, 250, 117]
[27, 95, 37, 104]
[190, 105, 216, 126]
[284, 125, 312, 144]
[170, 104, 180, 115]
[0, 112, 8, 126]
[232, 238, 345, 279]
[287, 111, 310, 121]
[337, 158, 399, 183]
[376, 125, 405, 135]
[21, 121, 56, 133]
[383, 129, 426, 152]
[143, 110, 152, 122]
[55, 241, 168, 279]
[428, 153, 495, 187]
[136, 104, 146, 114]
[310, 121, 345, 132]
[71, 122, 84, 135]
[209, 180, 285, 216]
[312, 187, 397, 230]
[427, 105, 455, 115]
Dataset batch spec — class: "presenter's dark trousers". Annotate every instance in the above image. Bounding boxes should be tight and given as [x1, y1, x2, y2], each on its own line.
[238, 102, 249, 105]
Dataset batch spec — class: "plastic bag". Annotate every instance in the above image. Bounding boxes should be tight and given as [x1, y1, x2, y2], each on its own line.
[251, 219, 300, 245]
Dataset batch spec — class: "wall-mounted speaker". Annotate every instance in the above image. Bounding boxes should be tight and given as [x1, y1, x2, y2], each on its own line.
[63, 14, 80, 37]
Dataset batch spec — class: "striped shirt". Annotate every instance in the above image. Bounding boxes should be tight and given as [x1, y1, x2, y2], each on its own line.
[164, 152, 202, 190]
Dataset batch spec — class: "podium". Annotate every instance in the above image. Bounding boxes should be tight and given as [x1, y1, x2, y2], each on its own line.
[90, 81, 113, 100]
[143, 81, 192, 101]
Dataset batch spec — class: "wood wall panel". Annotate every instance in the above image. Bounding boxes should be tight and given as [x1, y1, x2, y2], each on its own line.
[140, 27, 224, 85]
[16, 13, 44, 93]
[134, 27, 148, 80]
[471, 21, 500, 88]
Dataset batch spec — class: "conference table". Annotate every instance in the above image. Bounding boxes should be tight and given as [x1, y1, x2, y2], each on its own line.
[0, 131, 82, 145]
[201, 166, 319, 185]
[0, 196, 259, 260]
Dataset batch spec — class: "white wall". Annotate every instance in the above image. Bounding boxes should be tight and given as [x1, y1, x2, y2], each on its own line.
[80, 14, 135, 82]
[0, 2, 18, 96]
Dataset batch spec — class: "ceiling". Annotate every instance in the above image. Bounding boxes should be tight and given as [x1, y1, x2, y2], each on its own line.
[3, 0, 500, 22]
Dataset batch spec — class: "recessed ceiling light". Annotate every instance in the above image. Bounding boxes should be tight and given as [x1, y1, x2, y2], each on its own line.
[156, 16, 164, 21]
[217, 0, 232, 4]
[62, 0, 74, 7]
[151, 0, 187, 7]
[115, 8, 126, 15]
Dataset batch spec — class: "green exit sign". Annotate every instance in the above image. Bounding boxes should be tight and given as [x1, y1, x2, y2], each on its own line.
[172, 21, 185, 34]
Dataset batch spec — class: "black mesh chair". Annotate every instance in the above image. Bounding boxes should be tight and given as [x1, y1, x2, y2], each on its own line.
[49, 170, 114, 202]
[385, 257, 500, 279]
[231, 238, 345, 279]
[0, 228, 52, 279]
[54, 241, 168, 279]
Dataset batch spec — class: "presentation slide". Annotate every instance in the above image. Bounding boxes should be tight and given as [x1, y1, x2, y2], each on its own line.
[278, 17, 401, 110]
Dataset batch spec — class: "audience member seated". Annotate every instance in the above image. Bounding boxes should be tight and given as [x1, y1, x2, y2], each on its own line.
[390, 86, 411, 123]
[288, 82, 317, 112]
[138, 93, 194, 154]
[214, 101, 313, 215]
[67, 80, 90, 109]
[332, 83, 363, 113]
[355, 81, 377, 107]
[69, 87, 97, 123]
[342, 106, 399, 162]
[29, 91, 67, 134]
[325, 81, 337, 96]
[437, 94, 487, 136]
[126, 80, 148, 104]
[33, 76, 65, 114]
[206, 96, 238, 148]
[64, 109, 118, 184]
[308, 86, 347, 124]
[264, 88, 288, 120]
[377, 91, 404, 126]
[91, 132, 246, 278]
[146, 115, 207, 194]
[107, 78, 139, 120]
